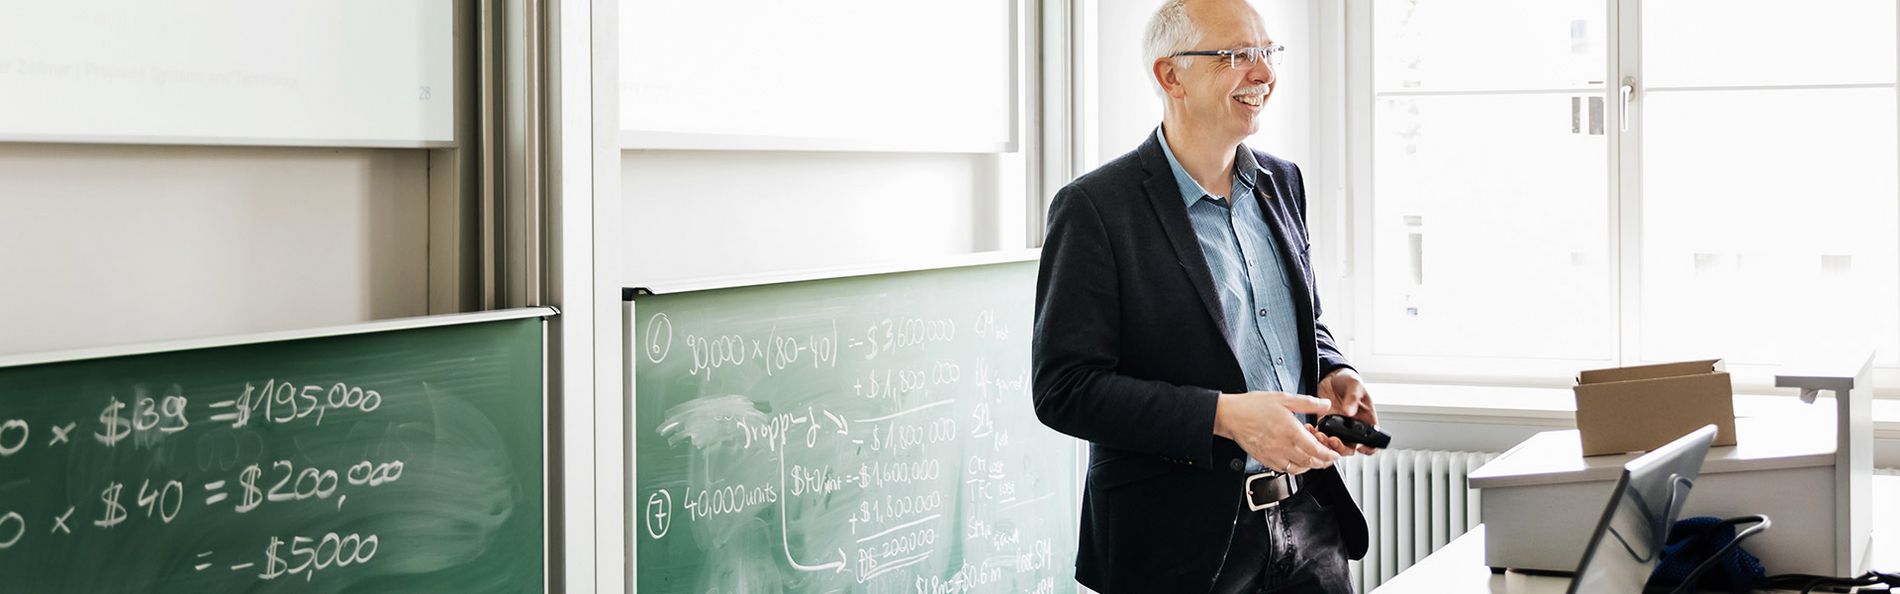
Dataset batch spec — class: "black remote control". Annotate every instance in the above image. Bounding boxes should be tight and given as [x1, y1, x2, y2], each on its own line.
[1318, 414, 1391, 449]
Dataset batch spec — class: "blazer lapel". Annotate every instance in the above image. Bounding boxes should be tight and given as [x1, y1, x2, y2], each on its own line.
[1250, 174, 1321, 390]
[1250, 174, 1312, 311]
[1137, 136, 1231, 340]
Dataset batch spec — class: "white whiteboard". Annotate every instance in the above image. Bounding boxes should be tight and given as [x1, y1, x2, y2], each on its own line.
[0, 0, 455, 147]
[619, 0, 1017, 153]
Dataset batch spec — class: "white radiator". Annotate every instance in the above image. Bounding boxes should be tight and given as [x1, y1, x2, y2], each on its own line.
[1336, 449, 1498, 592]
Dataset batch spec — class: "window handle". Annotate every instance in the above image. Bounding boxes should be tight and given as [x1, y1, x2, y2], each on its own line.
[1620, 77, 1636, 133]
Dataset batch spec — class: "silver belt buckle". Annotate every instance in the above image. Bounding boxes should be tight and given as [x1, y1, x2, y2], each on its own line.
[1245, 471, 1289, 511]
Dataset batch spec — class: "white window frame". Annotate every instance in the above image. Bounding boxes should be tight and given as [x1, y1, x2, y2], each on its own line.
[1333, 0, 1900, 396]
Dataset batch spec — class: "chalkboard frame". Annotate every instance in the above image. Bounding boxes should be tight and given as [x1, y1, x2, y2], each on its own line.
[0, 309, 555, 370]
[625, 250, 1041, 297]
[0, 307, 556, 591]
[623, 251, 1089, 593]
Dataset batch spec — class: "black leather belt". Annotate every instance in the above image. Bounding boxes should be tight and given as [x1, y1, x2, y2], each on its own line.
[1244, 471, 1300, 511]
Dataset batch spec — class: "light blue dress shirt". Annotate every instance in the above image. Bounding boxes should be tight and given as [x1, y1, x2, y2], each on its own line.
[1157, 127, 1306, 473]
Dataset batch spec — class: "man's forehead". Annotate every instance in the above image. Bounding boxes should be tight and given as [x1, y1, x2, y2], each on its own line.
[1201, 28, 1272, 49]
[1189, 0, 1271, 45]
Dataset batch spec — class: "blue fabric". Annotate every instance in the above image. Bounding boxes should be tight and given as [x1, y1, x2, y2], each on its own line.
[1649, 516, 1766, 594]
[1156, 127, 1306, 473]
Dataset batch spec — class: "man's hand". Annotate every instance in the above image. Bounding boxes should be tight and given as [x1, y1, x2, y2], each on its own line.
[1212, 391, 1340, 475]
[1318, 367, 1380, 456]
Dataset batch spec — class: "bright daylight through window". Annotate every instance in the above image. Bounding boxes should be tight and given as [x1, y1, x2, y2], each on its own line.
[1363, 0, 1898, 381]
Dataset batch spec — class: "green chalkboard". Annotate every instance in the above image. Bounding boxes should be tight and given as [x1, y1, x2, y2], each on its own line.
[631, 259, 1078, 593]
[0, 313, 545, 593]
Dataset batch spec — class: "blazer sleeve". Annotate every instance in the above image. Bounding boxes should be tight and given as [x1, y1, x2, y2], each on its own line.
[1031, 185, 1224, 467]
[1290, 162, 1355, 379]
[1314, 289, 1353, 378]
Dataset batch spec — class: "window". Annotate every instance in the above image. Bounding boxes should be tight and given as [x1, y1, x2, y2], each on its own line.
[1364, 0, 1612, 365]
[1351, 0, 1900, 389]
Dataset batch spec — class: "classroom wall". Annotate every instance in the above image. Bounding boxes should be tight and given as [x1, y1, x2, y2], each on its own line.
[620, 150, 1026, 285]
[617, 1, 1317, 288]
[0, 143, 430, 355]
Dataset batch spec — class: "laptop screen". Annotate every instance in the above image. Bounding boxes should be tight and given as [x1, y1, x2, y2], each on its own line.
[1567, 425, 1720, 594]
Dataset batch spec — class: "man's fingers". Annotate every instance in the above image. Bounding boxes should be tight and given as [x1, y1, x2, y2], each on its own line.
[1354, 395, 1379, 426]
[1324, 382, 1358, 416]
[1232, 395, 1346, 474]
[1325, 436, 1355, 456]
[1282, 394, 1333, 415]
[1277, 456, 1311, 475]
[1320, 376, 1360, 415]
[1261, 456, 1295, 474]
[1337, 385, 1364, 417]
[1292, 431, 1340, 468]
[1304, 425, 1354, 456]
[1255, 444, 1323, 474]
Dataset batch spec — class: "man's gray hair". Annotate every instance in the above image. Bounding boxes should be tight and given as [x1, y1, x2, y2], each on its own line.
[1143, 0, 1203, 98]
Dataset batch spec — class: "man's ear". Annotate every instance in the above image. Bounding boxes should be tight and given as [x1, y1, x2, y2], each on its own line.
[1153, 58, 1187, 99]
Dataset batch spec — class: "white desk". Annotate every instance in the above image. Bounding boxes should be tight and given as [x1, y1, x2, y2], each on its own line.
[1370, 525, 1568, 594]
[1373, 476, 1900, 593]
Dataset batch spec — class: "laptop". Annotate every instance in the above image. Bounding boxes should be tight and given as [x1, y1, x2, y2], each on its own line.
[1567, 424, 1721, 594]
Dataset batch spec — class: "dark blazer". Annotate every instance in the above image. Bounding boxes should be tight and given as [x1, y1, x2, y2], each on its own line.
[1032, 133, 1370, 593]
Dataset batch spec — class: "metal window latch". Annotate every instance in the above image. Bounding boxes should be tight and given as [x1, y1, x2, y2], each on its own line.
[1620, 77, 1637, 133]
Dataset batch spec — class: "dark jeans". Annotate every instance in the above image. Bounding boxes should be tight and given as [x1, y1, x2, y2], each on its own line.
[1209, 489, 1355, 594]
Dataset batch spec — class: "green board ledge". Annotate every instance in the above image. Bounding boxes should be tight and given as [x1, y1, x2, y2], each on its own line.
[626, 249, 1041, 298]
[0, 308, 557, 369]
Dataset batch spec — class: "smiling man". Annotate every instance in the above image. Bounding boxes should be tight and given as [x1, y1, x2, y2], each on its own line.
[1031, 0, 1376, 592]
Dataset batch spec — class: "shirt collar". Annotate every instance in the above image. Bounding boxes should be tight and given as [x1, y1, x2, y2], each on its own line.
[1155, 125, 1260, 208]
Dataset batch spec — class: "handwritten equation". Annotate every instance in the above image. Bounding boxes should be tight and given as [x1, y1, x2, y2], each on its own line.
[0, 378, 396, 584]
[637, 291, 1071, 594]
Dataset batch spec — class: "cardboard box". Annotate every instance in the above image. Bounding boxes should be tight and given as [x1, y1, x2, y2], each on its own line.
[1481, 356, 1877, 577]
[1572, 359, 1737, 456]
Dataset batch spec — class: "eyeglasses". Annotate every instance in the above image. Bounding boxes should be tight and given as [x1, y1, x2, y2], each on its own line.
[1170, 44, 1286, 70]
